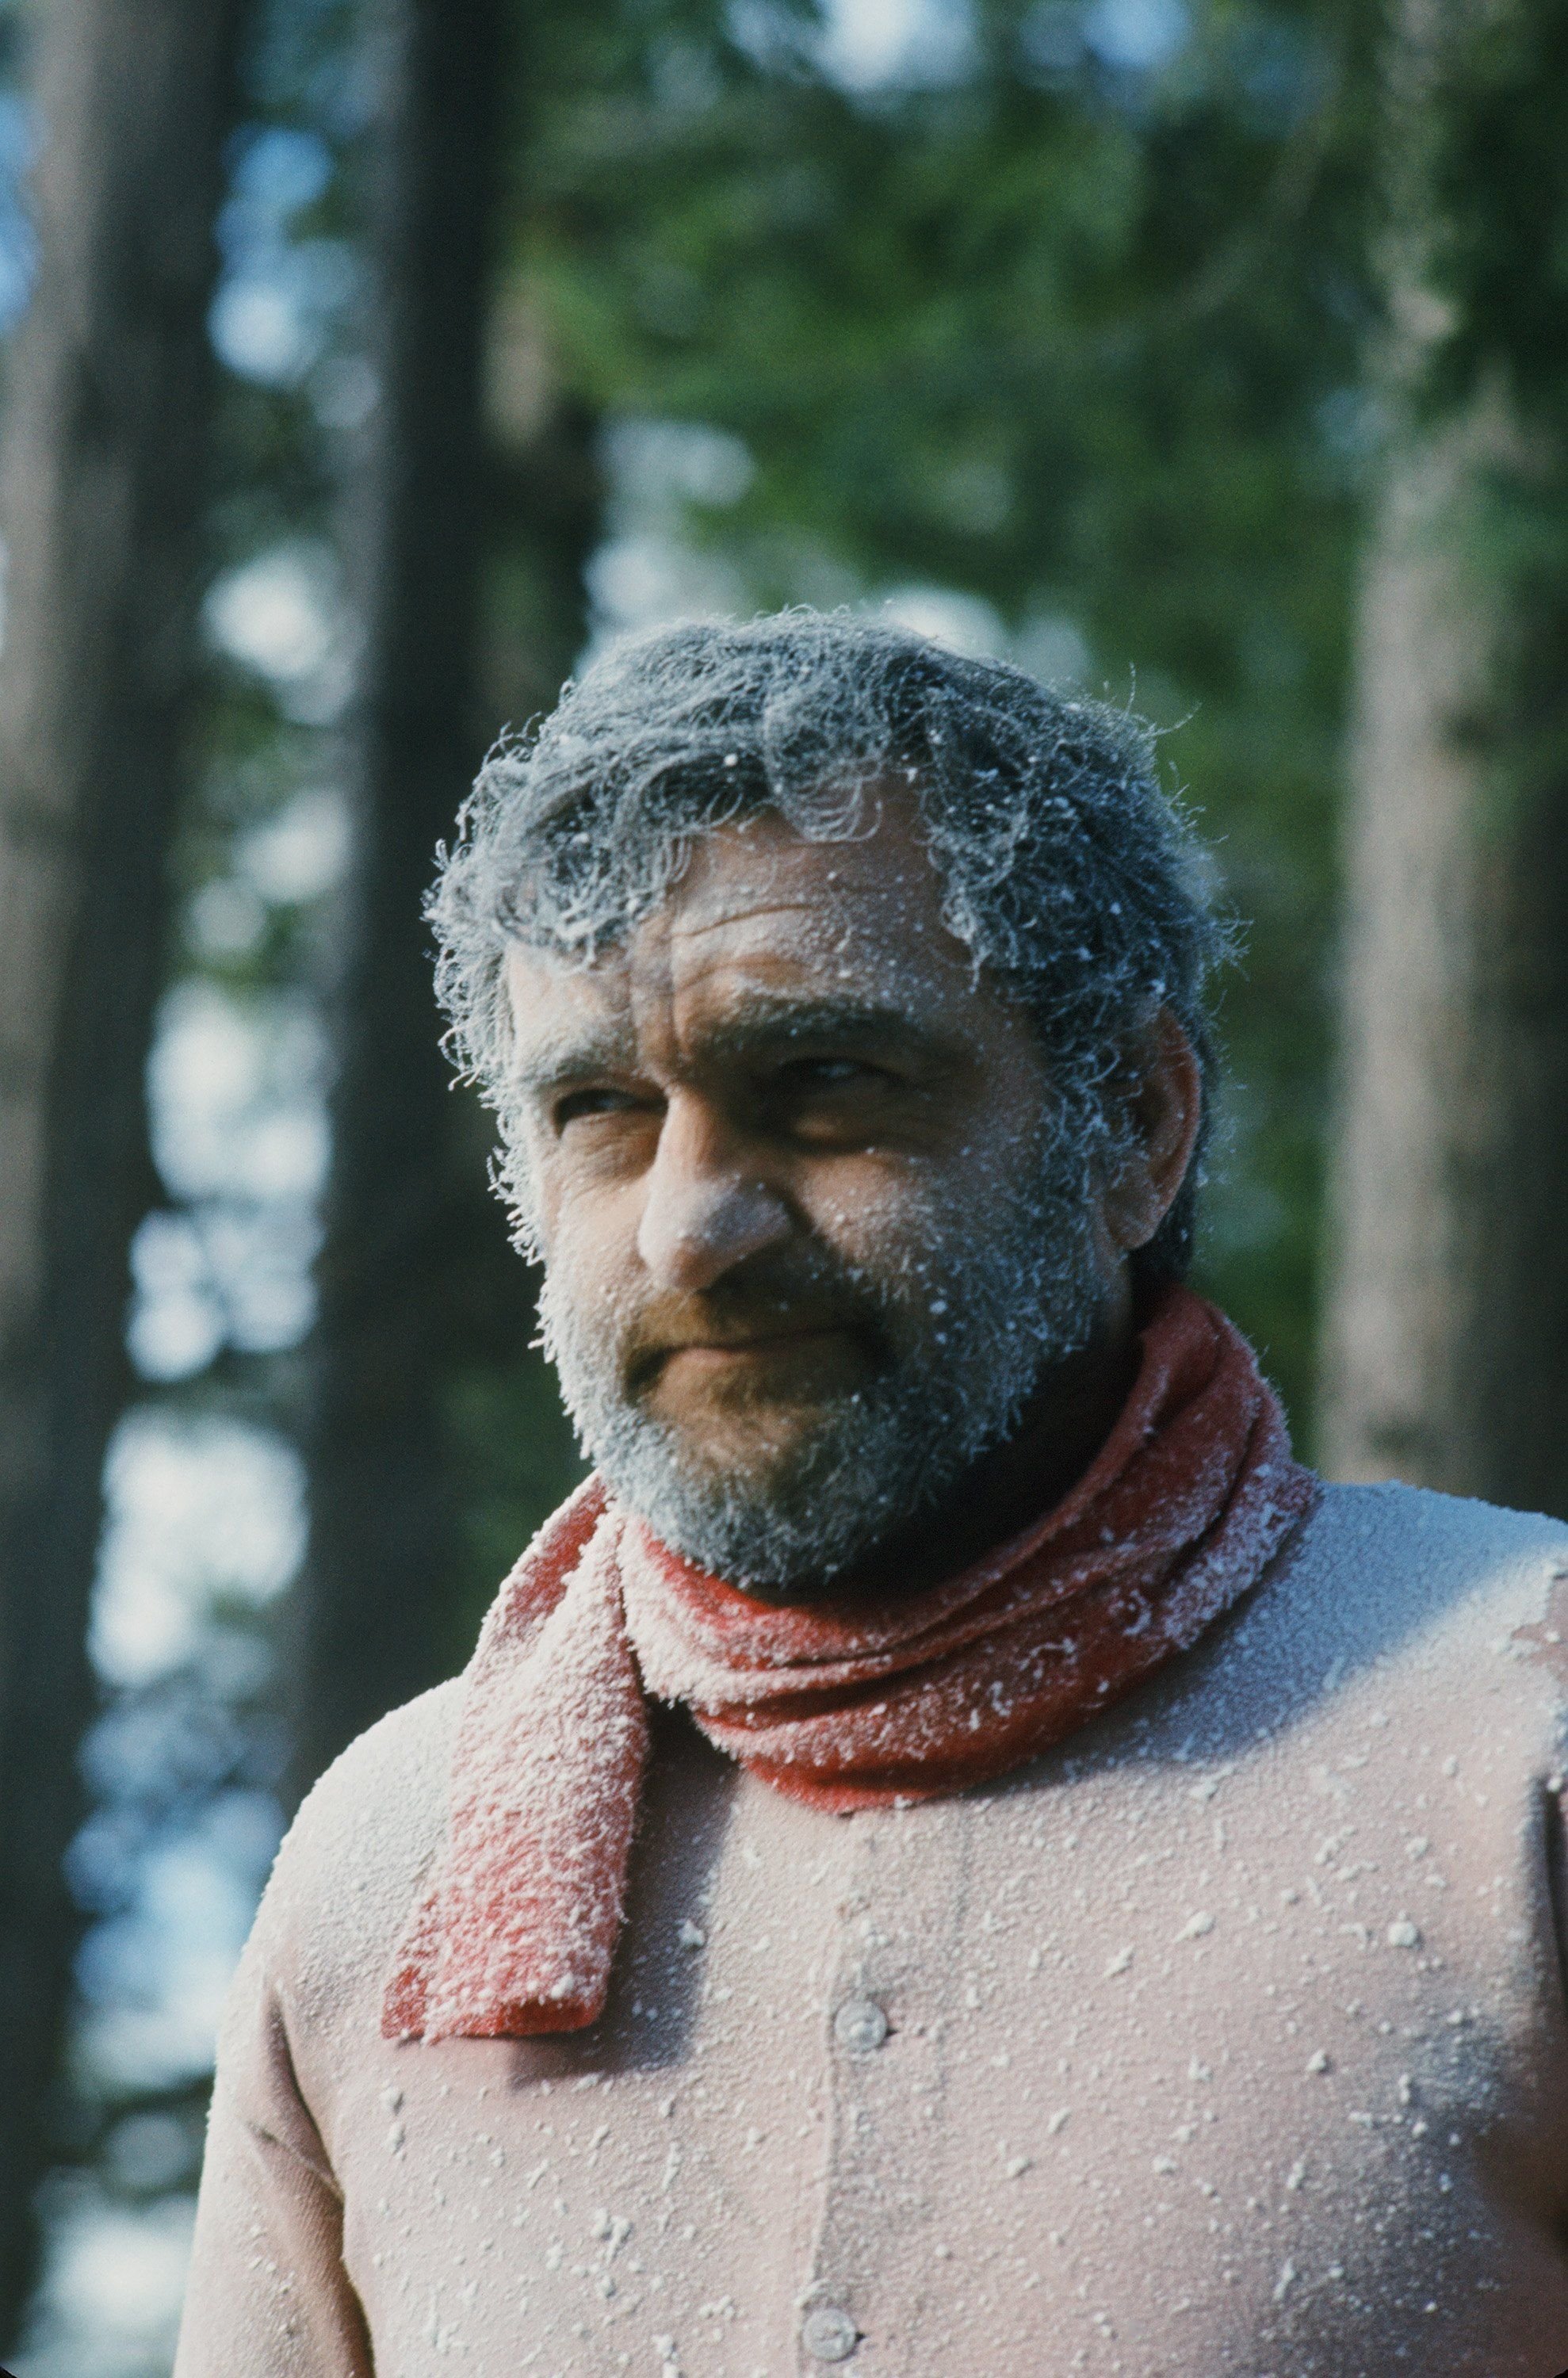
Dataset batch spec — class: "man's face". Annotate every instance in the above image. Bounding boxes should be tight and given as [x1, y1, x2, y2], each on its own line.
[503, 791, 1122, 1592]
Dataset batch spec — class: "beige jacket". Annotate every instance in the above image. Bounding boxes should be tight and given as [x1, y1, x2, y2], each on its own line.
[176, 1482, 1568, 2376]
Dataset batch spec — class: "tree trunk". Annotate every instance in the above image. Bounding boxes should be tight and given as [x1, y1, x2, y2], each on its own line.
[1319, 0, 1568, 1515]
[290, 0, 599, 1796]
[0, 0, 240, 2338]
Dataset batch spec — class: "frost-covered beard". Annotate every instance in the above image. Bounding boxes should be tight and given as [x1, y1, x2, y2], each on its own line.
[538, 1130, 1105, 1595]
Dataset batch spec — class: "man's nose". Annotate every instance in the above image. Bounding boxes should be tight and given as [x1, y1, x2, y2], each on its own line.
[635, 1094, 792, 1292]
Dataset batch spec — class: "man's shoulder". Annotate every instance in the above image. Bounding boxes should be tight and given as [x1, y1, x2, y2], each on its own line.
[1235, 1475, 1568, 1717]
[1303, 1475, 1568, 1613]
[248, 1677, 465, 2014]
[1042, 1478, 1568, 1799]
[282, 1671, 465, 1896]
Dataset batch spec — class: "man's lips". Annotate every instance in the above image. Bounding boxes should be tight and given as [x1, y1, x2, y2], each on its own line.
[630, 1322, 861, 1390]
[656, 1325, 849, 1365]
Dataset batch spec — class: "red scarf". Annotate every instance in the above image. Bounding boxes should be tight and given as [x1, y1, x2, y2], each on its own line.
[383, 1286, 1315, 2042]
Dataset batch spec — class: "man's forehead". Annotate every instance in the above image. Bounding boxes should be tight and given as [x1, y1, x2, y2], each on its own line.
[670, 796, 936, 924]
[503, 798, 981, 1072]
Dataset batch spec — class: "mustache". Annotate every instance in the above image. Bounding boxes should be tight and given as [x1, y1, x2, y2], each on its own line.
[614, 1252, 897, 1393]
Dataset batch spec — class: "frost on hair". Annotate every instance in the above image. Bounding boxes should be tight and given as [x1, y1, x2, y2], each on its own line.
[427, 608, 1232, 1282]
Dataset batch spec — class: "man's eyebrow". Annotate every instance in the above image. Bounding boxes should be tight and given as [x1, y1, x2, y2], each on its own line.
[512, 997, 958, 1093]
[703, 993, 946, 1052]
[511, 1024, 635, 1094]
[690, 995, 980, 1084]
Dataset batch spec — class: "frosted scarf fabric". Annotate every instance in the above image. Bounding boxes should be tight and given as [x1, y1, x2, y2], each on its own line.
[383, 1286, 1316, 2042]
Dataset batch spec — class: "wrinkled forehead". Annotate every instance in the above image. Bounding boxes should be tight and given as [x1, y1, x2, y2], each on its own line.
[664, 791, 955, 950]
[503, 793, 1002, 1070]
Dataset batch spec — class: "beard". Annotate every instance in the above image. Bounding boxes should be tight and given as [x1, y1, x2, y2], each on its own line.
[538, 1131, 1106, 1596]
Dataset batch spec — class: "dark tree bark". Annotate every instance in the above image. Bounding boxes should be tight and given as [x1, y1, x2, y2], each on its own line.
[0, 0, 241, 2338]
[1320, 0, 1568, 1515]
[289, 0, 599, 1797]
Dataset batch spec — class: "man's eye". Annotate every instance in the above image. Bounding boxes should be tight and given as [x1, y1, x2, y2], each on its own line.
[553, 1086, 641, 1128]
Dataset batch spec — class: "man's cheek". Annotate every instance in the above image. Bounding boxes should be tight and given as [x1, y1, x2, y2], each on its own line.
[537, 1221, 637, 1378]
[536, 1173, 621, 1290]
[801, 1188, 961, 1300]
[794, 1178, 939, 1291]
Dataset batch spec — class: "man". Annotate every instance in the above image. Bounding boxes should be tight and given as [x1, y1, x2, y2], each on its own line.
[178, 614, 1568, 2376]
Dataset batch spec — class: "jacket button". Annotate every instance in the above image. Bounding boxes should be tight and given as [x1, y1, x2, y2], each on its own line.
[801, 2303, 859, 2361]
[832, 1996, 889, 2052]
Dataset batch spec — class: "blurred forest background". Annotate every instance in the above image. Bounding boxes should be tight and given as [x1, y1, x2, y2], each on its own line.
[0, 0, 1564, 2365]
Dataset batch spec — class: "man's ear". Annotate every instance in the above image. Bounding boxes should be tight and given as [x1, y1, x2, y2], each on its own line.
[1100, 1007, 1203, 1254]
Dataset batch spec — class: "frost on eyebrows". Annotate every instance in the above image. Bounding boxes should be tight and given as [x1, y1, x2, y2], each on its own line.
[427, 608, 1232, 1282]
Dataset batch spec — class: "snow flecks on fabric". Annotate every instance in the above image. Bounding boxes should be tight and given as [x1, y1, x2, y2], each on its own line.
[384, 1501, 649, 2042]
[178, 1474, 1568, 2372]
